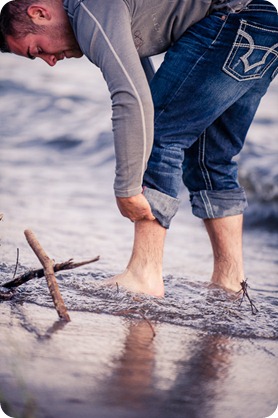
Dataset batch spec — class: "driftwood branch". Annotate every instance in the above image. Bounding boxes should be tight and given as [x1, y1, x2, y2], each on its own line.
[24, 229, 71, 322]
[2, 256, 100, 289]
[0, 290, 15, 300]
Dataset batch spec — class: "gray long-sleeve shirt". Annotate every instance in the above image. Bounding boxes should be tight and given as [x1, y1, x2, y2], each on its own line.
[63, 0, 252, 197]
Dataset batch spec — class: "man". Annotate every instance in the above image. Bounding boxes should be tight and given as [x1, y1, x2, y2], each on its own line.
[1, 0, 277, 297]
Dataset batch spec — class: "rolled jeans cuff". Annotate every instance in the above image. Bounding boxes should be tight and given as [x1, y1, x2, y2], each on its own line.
[143, 187, 180, 229]
[190, 187, 248, 219]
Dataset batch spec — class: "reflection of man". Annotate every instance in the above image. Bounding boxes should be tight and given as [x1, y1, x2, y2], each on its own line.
[107, 320, 156, 409]
[100, 320, 232, 417]
[1, 0, 277, 296]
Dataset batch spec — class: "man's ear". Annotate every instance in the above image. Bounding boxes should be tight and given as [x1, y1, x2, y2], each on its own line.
[27, 5, 51, 24]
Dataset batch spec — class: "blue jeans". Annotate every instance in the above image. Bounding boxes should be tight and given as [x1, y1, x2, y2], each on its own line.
[143, 0, 278, 228]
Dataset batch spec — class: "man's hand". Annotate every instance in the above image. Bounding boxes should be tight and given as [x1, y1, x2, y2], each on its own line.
[116, 194, 155, 222]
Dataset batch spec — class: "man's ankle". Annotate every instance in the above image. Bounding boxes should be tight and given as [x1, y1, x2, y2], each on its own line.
[211, 275, 243, 292]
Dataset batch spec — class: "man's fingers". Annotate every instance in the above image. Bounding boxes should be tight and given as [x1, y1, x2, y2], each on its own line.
[145, 213, 156, 221]
[130, 212, 155, 222]
[116, 194, 156, 222]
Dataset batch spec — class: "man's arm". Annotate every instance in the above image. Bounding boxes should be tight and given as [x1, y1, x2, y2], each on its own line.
[71, 0, 155, 220]
[117, 56, 156, 221]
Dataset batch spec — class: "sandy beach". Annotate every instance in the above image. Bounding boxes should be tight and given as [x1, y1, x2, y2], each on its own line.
[0, 300, 277, 418]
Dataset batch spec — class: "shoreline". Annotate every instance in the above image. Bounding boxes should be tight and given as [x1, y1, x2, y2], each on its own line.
[0, 301, 277, 418]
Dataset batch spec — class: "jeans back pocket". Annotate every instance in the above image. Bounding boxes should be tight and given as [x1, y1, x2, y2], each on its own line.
[223, 19, 278, 81]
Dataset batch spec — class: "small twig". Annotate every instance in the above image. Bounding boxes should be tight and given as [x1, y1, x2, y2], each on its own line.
[138, 310, 156, 338]
[24, 229, 70, 322]
[114, 308, 156, 338]
[237, 279, 259, 315]
[116, 282, 119, 294]
[2, 256, 100, 289]
[12, 248, 20, 280]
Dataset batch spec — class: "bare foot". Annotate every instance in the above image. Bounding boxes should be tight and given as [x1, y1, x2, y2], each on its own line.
[105, 268, 165, 298]
[104, 219, 166, 297]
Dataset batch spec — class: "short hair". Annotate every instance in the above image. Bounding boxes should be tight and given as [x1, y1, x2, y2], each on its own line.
[0, 0, 47, 52]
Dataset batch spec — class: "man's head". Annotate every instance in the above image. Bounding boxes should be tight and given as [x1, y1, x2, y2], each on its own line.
[0, 0, 83, 66]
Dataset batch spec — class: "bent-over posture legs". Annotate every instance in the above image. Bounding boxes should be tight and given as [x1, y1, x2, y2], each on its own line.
[108, 3, 278, 296]
[108, 214, 244, 295]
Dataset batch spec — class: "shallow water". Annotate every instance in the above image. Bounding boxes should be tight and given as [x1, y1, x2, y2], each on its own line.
[1, 263, 277, 340]
[0, 54, 278, 417]
[0, 303, 277, 418]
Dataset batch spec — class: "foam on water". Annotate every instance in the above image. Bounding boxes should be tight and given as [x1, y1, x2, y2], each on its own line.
[1, 264, 277, 340]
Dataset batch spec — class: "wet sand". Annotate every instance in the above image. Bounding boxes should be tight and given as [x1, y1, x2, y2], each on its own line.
[0, 302, 277, 418]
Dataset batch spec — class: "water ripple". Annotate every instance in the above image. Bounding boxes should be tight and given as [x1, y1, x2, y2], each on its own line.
[2, 271, 277, 340]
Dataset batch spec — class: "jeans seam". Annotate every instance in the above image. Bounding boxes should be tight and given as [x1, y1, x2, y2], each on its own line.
[242, 20, 278, 34]
[272, 64, 278, 78]
[241, 6, 278, 13]
[198, 131, 213, 190]
[200, 190, 215, 218]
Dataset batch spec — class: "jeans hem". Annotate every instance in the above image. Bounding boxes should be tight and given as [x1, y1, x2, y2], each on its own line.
[143, 187, 180, 229]
[190, 187, 248, 219]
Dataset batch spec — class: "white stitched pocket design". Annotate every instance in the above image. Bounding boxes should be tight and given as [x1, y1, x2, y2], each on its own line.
[223, 19, 278, 81]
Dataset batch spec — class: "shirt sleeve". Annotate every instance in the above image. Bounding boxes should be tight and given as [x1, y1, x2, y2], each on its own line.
[72, 0, 154, 197]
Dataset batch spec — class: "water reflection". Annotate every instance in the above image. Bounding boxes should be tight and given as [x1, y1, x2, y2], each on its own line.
[161, 333, 231, 418]
[1, 304, 276, 418]
[104, 320, 156, 411]
[101, 320, 231, 418]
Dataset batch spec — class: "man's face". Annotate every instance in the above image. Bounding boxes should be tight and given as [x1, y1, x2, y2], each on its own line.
[6, 3, 83, 66]
[7, 25, 83, 66]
